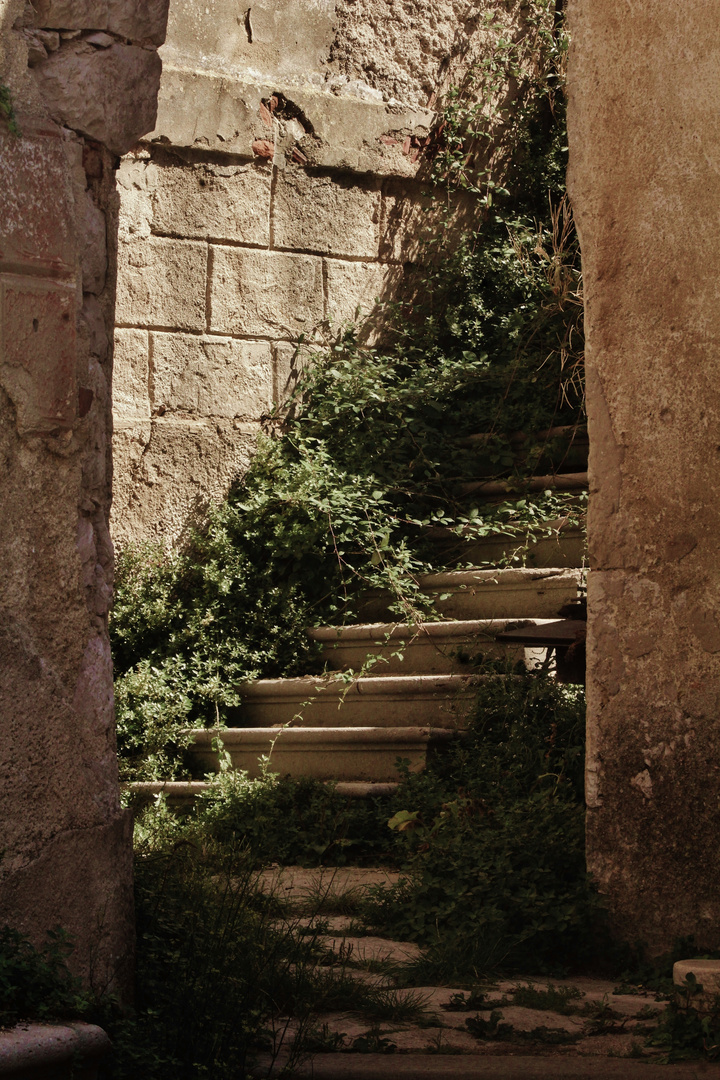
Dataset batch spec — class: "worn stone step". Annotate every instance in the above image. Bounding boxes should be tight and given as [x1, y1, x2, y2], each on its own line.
[309, 618, 546, 675]
[358, 567, 583, 621]
[187, 726, 455, 782]
[457, 471, 588, 499]
[236, 673, 486, 728]
[426, 521, 585, 568]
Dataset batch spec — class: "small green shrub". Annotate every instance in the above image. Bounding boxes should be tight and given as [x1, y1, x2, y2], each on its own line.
[188, 770, 398, 867]
[0, 925, 88, 1026]
[362, 674, 602, 979]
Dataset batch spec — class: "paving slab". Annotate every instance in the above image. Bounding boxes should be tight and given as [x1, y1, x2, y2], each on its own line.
[257, 866, 401, 905]
[320, 935, 422, 966]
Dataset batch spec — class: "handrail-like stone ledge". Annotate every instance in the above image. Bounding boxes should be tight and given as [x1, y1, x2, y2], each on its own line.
[0, 1023, 110, 1079]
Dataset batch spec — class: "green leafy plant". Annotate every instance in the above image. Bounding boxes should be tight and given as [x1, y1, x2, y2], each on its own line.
[110, 1, 583, 778]
[0, 84, 20, 137]
[0, 925, 89, 1026]
[361, 674, 602, 980]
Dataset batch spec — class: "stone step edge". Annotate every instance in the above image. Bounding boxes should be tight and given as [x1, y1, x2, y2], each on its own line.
[309, 618, 549, 643]
[238, 673, 505, 699]
[457, 471, 588, 498]
[411, 566, 585, 587]
[126, 780, 401, 803]
[189, 726, 455, 747]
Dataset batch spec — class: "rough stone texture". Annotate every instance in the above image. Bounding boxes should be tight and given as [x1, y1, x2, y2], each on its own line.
[273, 171, 380, 258]
[116, 236, 207, 330]
[150, 158, 272, 245]
[162, 0, 335, 83]
[32, 0, 169, 46]
[111, 418, 256, 544]
[328, 0, 513, 108]
[209, 248, 323, 338]
[113, 328, 149, 418]
[151, 333, 273, 419]
[325, 259, 401, 339]
[0, 0, 167, 994]
[33, 41, 162, 157]
[568, 0, 720, 952]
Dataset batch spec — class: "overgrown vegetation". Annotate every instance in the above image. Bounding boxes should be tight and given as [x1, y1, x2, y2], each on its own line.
[0, 926, 88, 1027]
[111, 0, 585, 775]
[361, 673, 598, 979]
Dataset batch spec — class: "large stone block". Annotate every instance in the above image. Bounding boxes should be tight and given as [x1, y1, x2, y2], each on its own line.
[150, 332, 273, 419]
[113, 328, 149, 419]
[32, 0, 168, 46]
[34, 42, 162, 157]
[569, 0, 720, 952]
[325, 259, 401, 338]
[0, 128, 76, 278]
[273, 171, 380, 258]
[116, 236, 207, 330]
[0, 275, 76, 436]
[111, 417, 256, 545]
[117, 157, 154, 241]
[162, 0, 334, 82]
[150, 68, 434, 177]
[151, 161, 271, 245]
[209, 248, 323, 337]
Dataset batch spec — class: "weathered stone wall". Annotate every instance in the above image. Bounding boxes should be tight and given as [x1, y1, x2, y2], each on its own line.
[0, 0, 167, 992]
[111, 0, 517, 545]
[568, 0, 720, 953]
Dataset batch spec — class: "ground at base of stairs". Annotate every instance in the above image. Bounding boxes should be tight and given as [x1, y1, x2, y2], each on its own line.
[251, 1054, 713, 1079]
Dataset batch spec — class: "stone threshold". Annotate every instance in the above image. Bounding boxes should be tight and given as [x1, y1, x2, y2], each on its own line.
[126, 779, 400, 805]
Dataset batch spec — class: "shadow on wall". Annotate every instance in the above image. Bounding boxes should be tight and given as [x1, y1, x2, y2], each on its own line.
[0, 0, 168, 997]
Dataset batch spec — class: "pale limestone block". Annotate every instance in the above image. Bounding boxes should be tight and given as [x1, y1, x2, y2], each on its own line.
[273, 171, 380, 258]
[209, 248, 323, 337]
[33, 42, 162, 157]
[149, 69, 434, 178]
[113, 329, 149, 419]
[151, 162, 271, 245]
[111, 417, 256, 545]
[117, 159, 154, 241]
[150, 333, 273, 419]
[274, 341, 304, 406]
[325, 259, 401, 338]
[116, 236, 207, 330]
[161, 0, 334, 83]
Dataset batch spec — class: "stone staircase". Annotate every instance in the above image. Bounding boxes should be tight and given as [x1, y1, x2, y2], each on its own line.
[130, 562, 585, 804]
[131, 434, 589, 798]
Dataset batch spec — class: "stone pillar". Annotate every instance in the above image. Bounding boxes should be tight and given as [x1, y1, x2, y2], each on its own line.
[567, 0, 720, 953]
[0, 0, 167, 994]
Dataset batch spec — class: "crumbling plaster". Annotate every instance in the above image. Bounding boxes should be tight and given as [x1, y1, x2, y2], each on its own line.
[0, 0, 168, 991]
